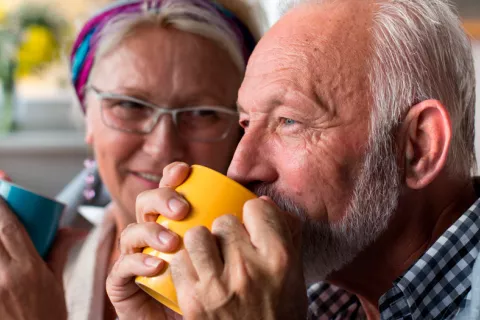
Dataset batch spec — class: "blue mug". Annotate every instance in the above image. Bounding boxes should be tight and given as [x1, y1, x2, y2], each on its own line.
[0, 180, 65, 258]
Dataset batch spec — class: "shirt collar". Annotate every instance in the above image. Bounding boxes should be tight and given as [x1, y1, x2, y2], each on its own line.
[379, 195, 480, 319]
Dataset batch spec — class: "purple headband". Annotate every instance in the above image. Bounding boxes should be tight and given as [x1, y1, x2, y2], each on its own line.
[70, 0, 256, 111]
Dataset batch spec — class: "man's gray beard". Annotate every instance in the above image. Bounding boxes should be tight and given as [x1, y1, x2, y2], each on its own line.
[250, 129, 401, 283]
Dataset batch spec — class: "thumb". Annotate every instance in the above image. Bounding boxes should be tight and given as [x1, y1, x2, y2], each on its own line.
[46, 228, 88, 282]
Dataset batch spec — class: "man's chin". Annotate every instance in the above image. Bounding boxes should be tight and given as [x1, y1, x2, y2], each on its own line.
[300, 218, 374, 285]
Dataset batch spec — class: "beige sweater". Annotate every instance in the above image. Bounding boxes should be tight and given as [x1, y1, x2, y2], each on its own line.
[63, 208, 115, 320]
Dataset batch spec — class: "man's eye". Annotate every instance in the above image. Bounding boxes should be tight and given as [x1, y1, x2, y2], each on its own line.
[281, 118, 297, 126]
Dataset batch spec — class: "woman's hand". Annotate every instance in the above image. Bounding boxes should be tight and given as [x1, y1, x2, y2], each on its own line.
[0, 172, 83, 320]
[107, 162, 190, 320]
[0, 199, 73, 320]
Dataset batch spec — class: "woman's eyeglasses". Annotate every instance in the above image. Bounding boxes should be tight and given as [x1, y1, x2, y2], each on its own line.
[87, 86, 239, 142]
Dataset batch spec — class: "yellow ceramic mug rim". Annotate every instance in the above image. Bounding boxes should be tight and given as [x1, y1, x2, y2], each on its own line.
[189, 164, 253, 194]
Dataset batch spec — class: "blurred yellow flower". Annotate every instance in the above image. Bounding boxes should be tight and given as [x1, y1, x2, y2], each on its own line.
[0, 7, 6, 24]
[15, 25, 58, 78]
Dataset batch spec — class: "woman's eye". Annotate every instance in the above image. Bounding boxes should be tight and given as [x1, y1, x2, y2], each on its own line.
[106, 99, 152, 120]
[191, 109, 220, 119]
[118, 100, 144, 109]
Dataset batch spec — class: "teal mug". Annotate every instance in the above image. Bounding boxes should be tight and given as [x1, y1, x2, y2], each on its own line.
[0, 179, 65, 258]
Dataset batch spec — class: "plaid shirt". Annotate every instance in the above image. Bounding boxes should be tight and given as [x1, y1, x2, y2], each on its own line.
[308, 194, 480, 320]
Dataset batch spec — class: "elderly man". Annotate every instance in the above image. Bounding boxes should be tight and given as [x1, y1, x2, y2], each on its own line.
[106, 0, 479, 319]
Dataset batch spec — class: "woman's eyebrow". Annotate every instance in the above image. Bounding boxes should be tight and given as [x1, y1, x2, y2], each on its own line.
[236, 102, 246, 113]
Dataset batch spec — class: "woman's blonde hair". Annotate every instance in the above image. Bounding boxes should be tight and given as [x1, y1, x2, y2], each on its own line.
[93, 0, 266, 76]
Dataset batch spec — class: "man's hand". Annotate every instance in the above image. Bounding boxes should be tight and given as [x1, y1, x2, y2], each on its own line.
[0, 198, 73, 320]
[172, 196, 307, 320]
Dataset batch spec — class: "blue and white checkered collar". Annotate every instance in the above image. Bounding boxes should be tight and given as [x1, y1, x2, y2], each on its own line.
[379, 195, 480, 319]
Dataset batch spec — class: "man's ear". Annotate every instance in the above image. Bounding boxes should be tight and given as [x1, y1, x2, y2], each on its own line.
[401, 99, 452, 189]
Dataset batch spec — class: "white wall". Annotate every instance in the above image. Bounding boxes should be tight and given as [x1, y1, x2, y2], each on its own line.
[263, 0, 283, 27]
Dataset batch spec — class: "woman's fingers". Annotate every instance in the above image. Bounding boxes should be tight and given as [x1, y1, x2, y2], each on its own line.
[159, 162, 191, 188]
[107, 253, 164, 301]
[136, 187, 190, 223]
[120, 222, 180, 254]
[135, 162, 191, 227]
[0, 198, 38, 261]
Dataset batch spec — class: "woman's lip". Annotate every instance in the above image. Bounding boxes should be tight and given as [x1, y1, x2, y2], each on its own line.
[130, 170, 163, 176]
[130, 171, 162, 188]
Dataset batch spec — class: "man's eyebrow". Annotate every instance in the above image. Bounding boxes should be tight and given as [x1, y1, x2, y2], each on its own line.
[236, 97, 285, 114]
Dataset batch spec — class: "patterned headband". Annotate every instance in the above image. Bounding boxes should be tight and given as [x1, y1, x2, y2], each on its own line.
[70, 0, 257, 111]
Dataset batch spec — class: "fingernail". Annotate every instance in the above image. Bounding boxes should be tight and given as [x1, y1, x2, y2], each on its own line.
[176, 162, 189, 169]
[169, 162, 188, 174]
[158, 230, 175, 244]
[144, 256, 162, 268]
[168, 197, 188, 213]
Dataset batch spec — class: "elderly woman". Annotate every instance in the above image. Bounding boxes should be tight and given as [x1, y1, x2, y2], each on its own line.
[0, 0, 262, 319]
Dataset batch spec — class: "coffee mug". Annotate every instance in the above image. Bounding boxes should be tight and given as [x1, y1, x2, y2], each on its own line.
[135, 165, 257, 314]
[0, 179, 65, 258]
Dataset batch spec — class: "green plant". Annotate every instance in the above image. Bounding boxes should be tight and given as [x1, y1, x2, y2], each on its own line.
[0, 29, 17, 90]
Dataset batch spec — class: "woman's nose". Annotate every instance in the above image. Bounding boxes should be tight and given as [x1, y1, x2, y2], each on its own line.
[143, 115, 185, 161]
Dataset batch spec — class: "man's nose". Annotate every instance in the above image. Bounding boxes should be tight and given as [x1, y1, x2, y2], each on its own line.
[227, 130, 277, 186]
[143, 115, 185, 161]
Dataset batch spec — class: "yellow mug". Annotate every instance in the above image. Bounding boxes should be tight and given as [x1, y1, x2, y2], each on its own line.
[135, 164, 257, 314]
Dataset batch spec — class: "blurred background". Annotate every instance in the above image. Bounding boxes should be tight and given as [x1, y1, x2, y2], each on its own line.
[0, 0, 479, 198]
[0, 0, 112, 197]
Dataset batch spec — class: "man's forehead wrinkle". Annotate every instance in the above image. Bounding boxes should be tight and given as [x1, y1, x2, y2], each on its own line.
[249, 40, 342, 85]
[246, 80, 289, 113]
[247, 46, 308, 79]
[277, 32, 342, 64]
[302, 39, 342, 116]
[244, 48, 342, 117]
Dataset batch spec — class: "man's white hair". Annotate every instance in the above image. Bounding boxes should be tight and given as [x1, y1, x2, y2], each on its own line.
[280, 0, 477, 177]
[371, 0, 476, 177]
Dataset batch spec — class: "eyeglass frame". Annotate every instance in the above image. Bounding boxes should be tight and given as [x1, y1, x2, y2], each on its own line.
[85, 85, 240, 142]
